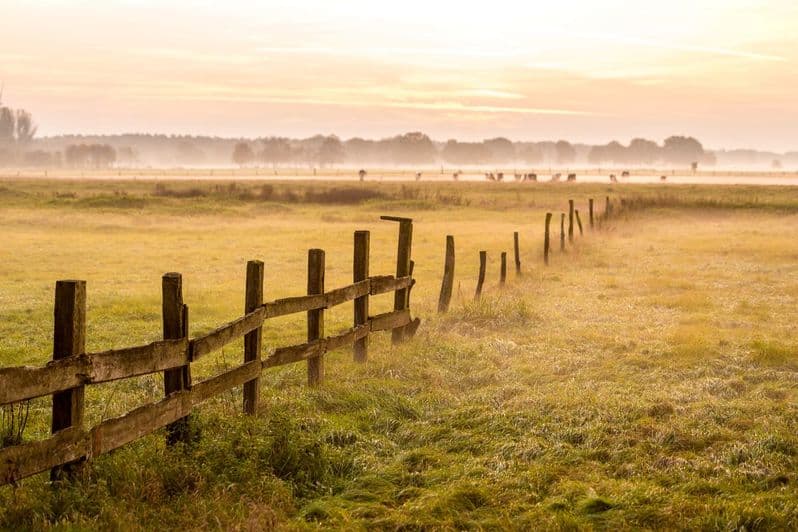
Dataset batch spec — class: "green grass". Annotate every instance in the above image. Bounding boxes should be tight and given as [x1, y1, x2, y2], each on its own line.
[1, 178, 798, 529]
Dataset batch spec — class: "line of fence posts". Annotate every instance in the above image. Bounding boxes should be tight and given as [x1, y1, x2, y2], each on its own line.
[545, 197, 616, 265]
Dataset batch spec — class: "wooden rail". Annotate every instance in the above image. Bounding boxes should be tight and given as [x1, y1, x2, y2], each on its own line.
[0, 221, 419, 487]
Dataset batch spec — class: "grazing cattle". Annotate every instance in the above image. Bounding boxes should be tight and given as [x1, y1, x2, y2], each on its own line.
[551, 173, 561, 182]
[497, 172, 504, 181]
[567, 173, 576, 182]
[525, 173, 537, 182]
[660, 175, 667, 181]
[609, 174, 618, 183]
[415, 172, 422, 181]
[358, 169, 367, 181]
[452, 171, 460, 181]
[486, 172, 496, 181]
[621, 170, 630, 178]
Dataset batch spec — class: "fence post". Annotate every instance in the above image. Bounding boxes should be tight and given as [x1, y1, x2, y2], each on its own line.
[307, 249, 325, 386]
[513, 231, 521, 275]
[475, 251, 487, 300]
[568, 199, 574, 242]
[544, 213, 552, 265]
[605, 196, 611, 218]
[500, 252, 507, 286]
[575, 210, 584, 236]
[353, 231, 369, 362]
[589, 199, 594, 229]
[51, 280, 87, 481]
[437, 235, 455, 313]
[384, 217, 413, 344]
[163, 273, 191, 446]
[560, 213, 565, 251]
[243, 260, 263, 415]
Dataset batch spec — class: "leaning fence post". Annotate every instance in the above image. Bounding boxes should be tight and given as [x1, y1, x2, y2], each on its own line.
[437, 235, 455, 313]
[568, 199, 574, 242]
[544, 213, 552, 265]
[500, 252, 507, 286]
[163, 273, 191, 446]
[560, 213, 565, 251]
[575, 210, 584, 236]
[307, 249, 325, 386]
[589, 199, 594, 229]
[475, 251, 487, 300]
[51, 280, 87, 481]
[380, 216, 413, 344]
[513, 231, 521, 275]
[353, 231, 369, 362]
[243, 260, 263, 415]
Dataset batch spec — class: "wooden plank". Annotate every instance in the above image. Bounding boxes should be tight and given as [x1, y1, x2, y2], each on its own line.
[91, 339, 189, 382]
[0, 427, 89, 486]
[370, 309, 411, 332]
[326, 279, 370, 308]
[380, 215, 412, 223]
[265, 340, 325, 368]
[369, 275, 412, 295]
[392, 220, 413, 344]
[91, 391, 192, 455]
[262, 293, 326, 319]
[190, 306, 266, 361]
[193, 361, 262, 405]
[0, 358, 85, 406]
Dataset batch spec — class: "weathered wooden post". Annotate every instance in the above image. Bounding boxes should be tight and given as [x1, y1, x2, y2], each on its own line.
[243, 260, 263, 415]
[568, 199, 574, 242]
[307, 249, 325, 386]
[437, 235, 455, 313]
[605, 196, 611, 218]
[51, 280, 87, 481]
[353, 231, 369, 362]
[381, 216, 413, 344]
[589, 198, 594, 229]
[575, 210, 584, 236]
[544, 213, 552, 265]
[163, 272, 191, 446]
[475, 251, 487, 300]
[560, 213, 565, 251]
[500, 252, 507, 286]
[513, 231, 521, 275]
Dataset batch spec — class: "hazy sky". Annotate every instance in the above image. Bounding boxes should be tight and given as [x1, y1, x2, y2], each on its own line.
[1, 0, 796, 150]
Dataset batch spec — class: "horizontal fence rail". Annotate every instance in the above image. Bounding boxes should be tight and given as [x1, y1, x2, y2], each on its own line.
[0, 219, 419, 487]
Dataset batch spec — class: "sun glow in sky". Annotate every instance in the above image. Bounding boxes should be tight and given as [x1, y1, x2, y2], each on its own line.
[1, 0, 796, 149]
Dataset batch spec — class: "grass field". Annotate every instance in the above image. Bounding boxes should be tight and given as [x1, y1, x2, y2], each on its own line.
[1, 179, 797, 530]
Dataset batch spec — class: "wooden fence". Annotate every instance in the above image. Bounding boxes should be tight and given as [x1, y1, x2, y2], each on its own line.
[0, 216, 419, 486]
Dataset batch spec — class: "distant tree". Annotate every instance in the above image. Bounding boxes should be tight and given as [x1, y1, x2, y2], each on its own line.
[442, 140, 490, 165]
[663, 136, 705, 165]
[317, 136, 344, 167]
[232, 142, 254, 166]
[518, 143, 543, 164]
[14, 110, 36, 145]
[627, 138, 660, 164]
[483, 137, 515, 163]
[588, 141, 626, 164]
[65, 144, 116, 168]
[555, 140, 576, 165]
[259, 137, 292, 167]
[0, 107, 14, 144]
[390, 132, 437, 164]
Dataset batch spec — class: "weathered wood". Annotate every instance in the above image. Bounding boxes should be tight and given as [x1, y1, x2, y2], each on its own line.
[369, 275, 412, 295]
[92, 391, 192, 456]
[264, 325, 369, 369]
[568, 199, 574, 242]
[475, 251, 487, 300]
[560, 213, 566, 251]
[162, 273, 191, 446]
[544, 213, 552, 265]
[370, 309, 412, 332]
[589, 198, 594, 228]
[326, 279, 370, 308]
[1, 427, 89, 485]
[243, 260, 263, 415]
[605, 196, 611, 218]
[379, 215, 412, 223]
[500, 252, 507, 286]
[0, 359, 83, 406]
[391, 219, 413, 344]
[307, 249, 325, 387]
[51, 280, 87, 481]
[353, 231, 370, 363]
[191, 307, 265, 361]
[262, 293, 326, 319]
[194, 361, 261, 406]
[513, 232, 521, 274]
[575, 209, 584, 236]
[437, 235, 455, 313]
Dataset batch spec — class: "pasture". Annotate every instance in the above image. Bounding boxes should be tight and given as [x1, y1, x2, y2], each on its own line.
[1, 179, 797, 530]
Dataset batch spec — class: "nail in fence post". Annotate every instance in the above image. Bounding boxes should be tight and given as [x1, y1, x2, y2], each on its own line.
[353, 231, 370, 362]
[589, 198, 594, 229]
[544, 213, 552, 265]
[513, 231, 521, 275]
[437, 235, 455, 313]
[307, 249, 325, 386]
[51, 280, 87, 481]
[475, 251, 487, 300]
[243, 260, 263, 415]
[568, 199, 574, 242]
[575, 210, 584, 236]
[163, 273, 191, 446]
[560, 213, 566, 251]
[500, 252, 507, 286]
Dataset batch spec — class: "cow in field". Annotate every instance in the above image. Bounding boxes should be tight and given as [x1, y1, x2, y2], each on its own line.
[486, 172, 495, 181]
[660, 175, 667, 182]
[525, 173, 537, 182]
[621, 170, 630, 178]
[452, 171, 460, 181]
[609, 174, 618, 183]
[497, 172, 504, 181]
[358, 169, 367, 181]
[415, 172, 422, 181]
[567, 173, 576, 182]
[551, 173, 561, 182]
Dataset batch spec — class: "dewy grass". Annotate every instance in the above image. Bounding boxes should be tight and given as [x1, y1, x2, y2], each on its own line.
[1, 179, 798, 529]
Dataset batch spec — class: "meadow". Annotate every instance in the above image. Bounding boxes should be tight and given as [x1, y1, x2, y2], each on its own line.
[0, 178, 797, 530]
